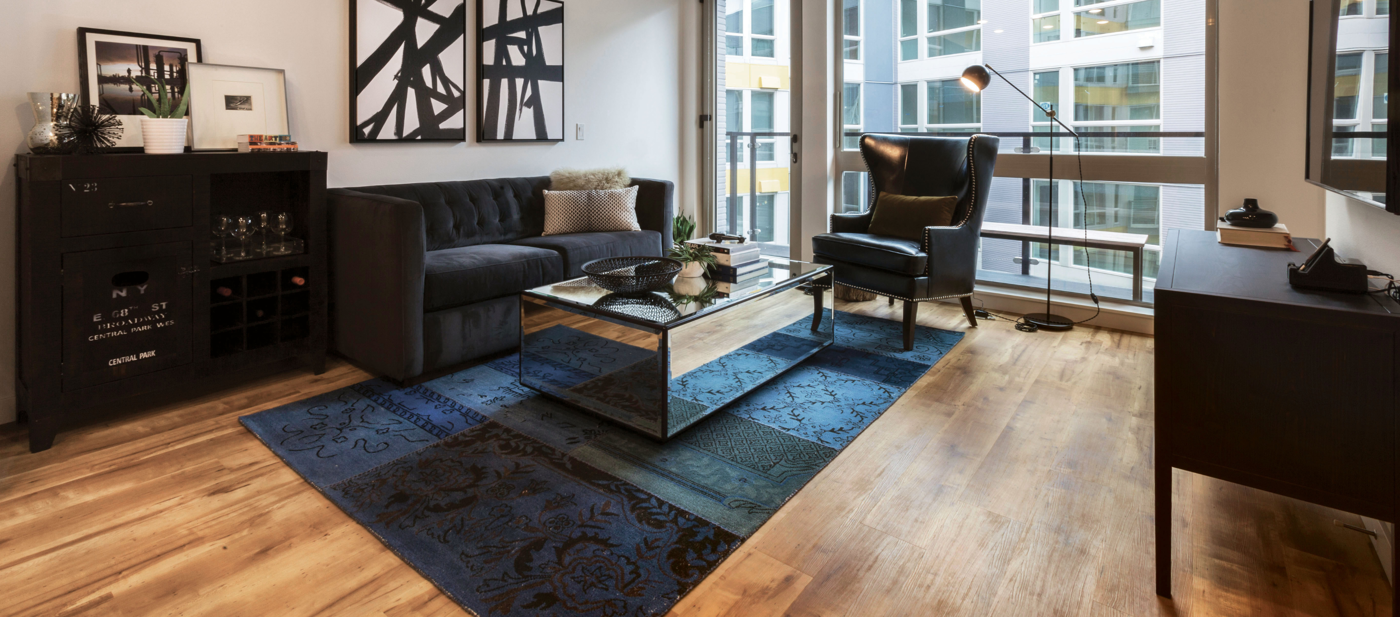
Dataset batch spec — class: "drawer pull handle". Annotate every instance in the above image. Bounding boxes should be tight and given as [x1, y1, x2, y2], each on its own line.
[109, 200, 154, 208]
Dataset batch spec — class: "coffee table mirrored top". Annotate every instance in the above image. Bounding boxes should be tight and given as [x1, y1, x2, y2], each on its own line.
[519, 260, 834, 439]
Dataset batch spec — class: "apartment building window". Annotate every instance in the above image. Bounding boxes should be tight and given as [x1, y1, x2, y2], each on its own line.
[900, 0, 919, 60]
[1033, 7, 1061, 42]
[755, 194, 776, 241]
[1031, 70, 1059, 150]
[1375, 52, 1388, 158]
[1335, 52, 1362, 157]
[899, 83, 920, 131]
[927, 0, 982, 57]
[843, 83, 863, 150]
[927, 78, 980, 131]
[1074, 60, 1161, 153]
[841, 172, 868, 213]
[725, 90, 744, 163]
[752, 0, 776, 57]
[844, 0, 862, 60]
[1073, 0, 1160, 38]
[1331, 49, 1387, 159]
[1341, 0, 1364, 16]
[1382, 0, 1391, 15]
[726, 4, 744, 56]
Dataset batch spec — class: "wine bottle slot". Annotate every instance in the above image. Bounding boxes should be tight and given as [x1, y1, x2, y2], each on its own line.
[290, 276, 306, 286]
[216, 287, 233, 297]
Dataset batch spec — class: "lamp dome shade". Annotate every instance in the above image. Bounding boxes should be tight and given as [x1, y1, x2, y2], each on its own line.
[960, 65, 991, 93]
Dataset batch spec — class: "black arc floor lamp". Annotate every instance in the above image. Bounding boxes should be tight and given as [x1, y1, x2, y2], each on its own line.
[960, 63, 1077, 332]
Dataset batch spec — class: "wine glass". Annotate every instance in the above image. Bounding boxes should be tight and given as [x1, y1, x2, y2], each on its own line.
[254, 211, 272, 256]
[233, 216, 257, 259]
[272, 212, 294, 255]
[212, 216, 233, 260]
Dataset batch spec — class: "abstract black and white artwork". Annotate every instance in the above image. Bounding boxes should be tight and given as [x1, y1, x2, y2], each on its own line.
[477, 0, 564, 142]
[351, 0, 468, 142]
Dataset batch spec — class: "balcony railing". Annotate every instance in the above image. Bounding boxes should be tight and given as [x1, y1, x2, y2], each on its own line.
[724, 131, 793, 247]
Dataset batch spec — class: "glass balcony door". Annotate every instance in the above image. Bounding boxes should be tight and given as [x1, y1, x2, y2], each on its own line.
[707, 0, 796, 261]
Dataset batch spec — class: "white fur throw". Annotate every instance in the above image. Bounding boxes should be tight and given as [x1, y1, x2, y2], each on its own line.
[550, 167, 631, 191]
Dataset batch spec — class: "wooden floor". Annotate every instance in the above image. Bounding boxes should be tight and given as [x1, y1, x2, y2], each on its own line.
[0, 299, 1390, 616]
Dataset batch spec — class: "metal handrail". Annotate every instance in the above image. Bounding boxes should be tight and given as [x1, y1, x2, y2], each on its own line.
[725, 131, 794, 240]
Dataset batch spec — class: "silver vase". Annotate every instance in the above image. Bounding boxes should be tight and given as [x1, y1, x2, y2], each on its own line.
[27, 92, 78, 155]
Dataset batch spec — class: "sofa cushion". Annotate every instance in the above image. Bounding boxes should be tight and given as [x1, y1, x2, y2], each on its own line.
[423, 244, 563, 313]
[511, 231, 663, 278]
[345, 177, 548, 252]
[810, 232, 927, 275]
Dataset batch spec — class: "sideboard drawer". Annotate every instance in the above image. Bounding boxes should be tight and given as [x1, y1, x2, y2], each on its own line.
[61, 176, 193, 237]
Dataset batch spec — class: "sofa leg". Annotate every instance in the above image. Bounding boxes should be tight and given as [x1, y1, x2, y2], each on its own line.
[888, 296, 895, 306]
[960, 296, 979, 328]
[902, 301, 918, 351]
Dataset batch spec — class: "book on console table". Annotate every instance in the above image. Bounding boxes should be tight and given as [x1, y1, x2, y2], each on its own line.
[1217, 222, 1295, 250]
[710, 260, 767, 278]
[686, 239, 761, 267]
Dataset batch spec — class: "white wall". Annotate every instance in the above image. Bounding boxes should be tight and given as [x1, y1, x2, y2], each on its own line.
[1326, 192, 1400, 272]
[0, 0, 696, 425]
[1218, 0, 1325, 237]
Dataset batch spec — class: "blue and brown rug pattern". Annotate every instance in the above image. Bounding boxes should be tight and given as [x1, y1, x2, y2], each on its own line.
[241, 310, 963, 617]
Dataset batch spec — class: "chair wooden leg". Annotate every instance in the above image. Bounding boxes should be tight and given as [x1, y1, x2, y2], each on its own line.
[959, 296, 979, 328]
[888, 296, 895, 306]
[902, 301, 918, 351]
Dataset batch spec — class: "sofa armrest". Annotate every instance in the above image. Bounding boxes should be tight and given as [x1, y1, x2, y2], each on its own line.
[831, 211, 873, 234]
[630, 178, 675, 252]
[923, 223, 979, 284]
[328, 188, 427, 381]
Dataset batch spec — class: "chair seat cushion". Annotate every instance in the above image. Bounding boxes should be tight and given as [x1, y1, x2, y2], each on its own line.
[424, 244, 563, 313]
[511, 230, 662, 277]
[810, 232, 927, 275]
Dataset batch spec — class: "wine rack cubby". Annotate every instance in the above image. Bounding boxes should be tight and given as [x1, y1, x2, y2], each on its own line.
[210, 266, 314, 358]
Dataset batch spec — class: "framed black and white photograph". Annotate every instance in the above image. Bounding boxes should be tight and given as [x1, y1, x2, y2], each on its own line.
[350, 0, 467, 142]
[77, 28, 202, 151]
[477, 0, 564, 142]
[187, 63, 289, 150]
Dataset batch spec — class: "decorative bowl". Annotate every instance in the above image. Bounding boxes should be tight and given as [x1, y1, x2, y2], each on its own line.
[581, 256, 682, 294]
[593, 293, 683, 323]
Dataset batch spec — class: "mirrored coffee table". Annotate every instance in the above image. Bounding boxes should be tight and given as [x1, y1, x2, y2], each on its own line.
[519, 260, 835, 440]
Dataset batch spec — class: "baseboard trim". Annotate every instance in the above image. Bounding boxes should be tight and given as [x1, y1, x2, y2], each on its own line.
[937, 283, 1155, 335]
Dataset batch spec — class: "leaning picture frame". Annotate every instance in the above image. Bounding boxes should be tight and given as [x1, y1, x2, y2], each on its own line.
[77, 27, 203, 152]
[187, 63, 289, 151]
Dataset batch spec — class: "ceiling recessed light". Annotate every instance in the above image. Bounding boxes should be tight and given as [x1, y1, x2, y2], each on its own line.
[1097, 19, 1109, 23]
[994, 29, 1005, 33]
[1043, 24, 1055, 29]
[1089, 8, 1103, 13]
[978, 19, 988, 24]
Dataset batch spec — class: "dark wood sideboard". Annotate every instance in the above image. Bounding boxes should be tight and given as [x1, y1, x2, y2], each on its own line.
[1155, 229, 1399, 609]
[15, 152, 329, 453]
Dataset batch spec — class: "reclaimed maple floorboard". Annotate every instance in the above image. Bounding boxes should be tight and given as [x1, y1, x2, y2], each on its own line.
[0, 299, 1390, 617]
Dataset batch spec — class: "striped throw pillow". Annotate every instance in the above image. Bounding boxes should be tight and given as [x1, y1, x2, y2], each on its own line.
[542, 186, 641, 236]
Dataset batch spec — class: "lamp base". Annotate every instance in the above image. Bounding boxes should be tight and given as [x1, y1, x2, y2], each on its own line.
[1023, 312, 1075, 332]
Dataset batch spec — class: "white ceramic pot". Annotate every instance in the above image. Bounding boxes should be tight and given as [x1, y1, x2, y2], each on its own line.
[679, 261, 707, 278]
[139, 118, 187, 154]
[672, 275, 708, 296]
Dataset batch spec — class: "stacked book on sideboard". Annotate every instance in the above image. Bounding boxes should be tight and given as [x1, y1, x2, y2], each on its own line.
[1217, 222, 1295, 250]
[687, 238, 765, 295]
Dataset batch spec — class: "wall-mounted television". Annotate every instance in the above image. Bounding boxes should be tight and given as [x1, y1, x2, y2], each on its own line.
[1306, 0, 1398, 213]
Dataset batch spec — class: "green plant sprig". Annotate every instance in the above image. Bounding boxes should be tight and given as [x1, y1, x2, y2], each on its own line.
[673, 214, 697, 243]
[669, 241, 717, 268]
[130, 77, 189, 119]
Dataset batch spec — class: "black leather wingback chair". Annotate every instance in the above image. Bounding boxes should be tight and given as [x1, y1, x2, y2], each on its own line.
[811, 134, 999, 350]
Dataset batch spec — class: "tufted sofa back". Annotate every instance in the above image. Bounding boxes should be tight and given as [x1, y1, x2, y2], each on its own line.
[344, 177, 549, 252]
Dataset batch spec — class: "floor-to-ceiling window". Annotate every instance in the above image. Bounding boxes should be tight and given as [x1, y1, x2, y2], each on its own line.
[835, 0, 1213, 305]
[711, 0, 793, 259]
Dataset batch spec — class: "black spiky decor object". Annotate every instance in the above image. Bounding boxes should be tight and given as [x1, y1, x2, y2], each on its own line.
[55, 104, 123, 154]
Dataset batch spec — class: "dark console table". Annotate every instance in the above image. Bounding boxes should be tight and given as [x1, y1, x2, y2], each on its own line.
[1155, 229, 1399, 609]
[15, 152, 328, 452]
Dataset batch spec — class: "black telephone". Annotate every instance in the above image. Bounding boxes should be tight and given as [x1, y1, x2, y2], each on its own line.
[1287, 238, 1369, 293]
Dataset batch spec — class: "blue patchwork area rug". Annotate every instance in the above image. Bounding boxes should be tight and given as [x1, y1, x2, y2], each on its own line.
[241, 310, 962, 617]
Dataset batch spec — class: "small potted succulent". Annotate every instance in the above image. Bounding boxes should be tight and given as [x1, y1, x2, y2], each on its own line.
[669, 240, 716, 278]
[129, 77, 189, 154]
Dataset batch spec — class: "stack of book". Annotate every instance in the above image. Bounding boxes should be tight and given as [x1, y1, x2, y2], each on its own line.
[237, 134, 299, 153]
[1217, 222, 1294, 250]
[686, 238, 766, 294]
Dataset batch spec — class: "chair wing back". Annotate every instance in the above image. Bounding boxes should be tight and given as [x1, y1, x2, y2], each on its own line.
[860, 133, 1000, 231]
